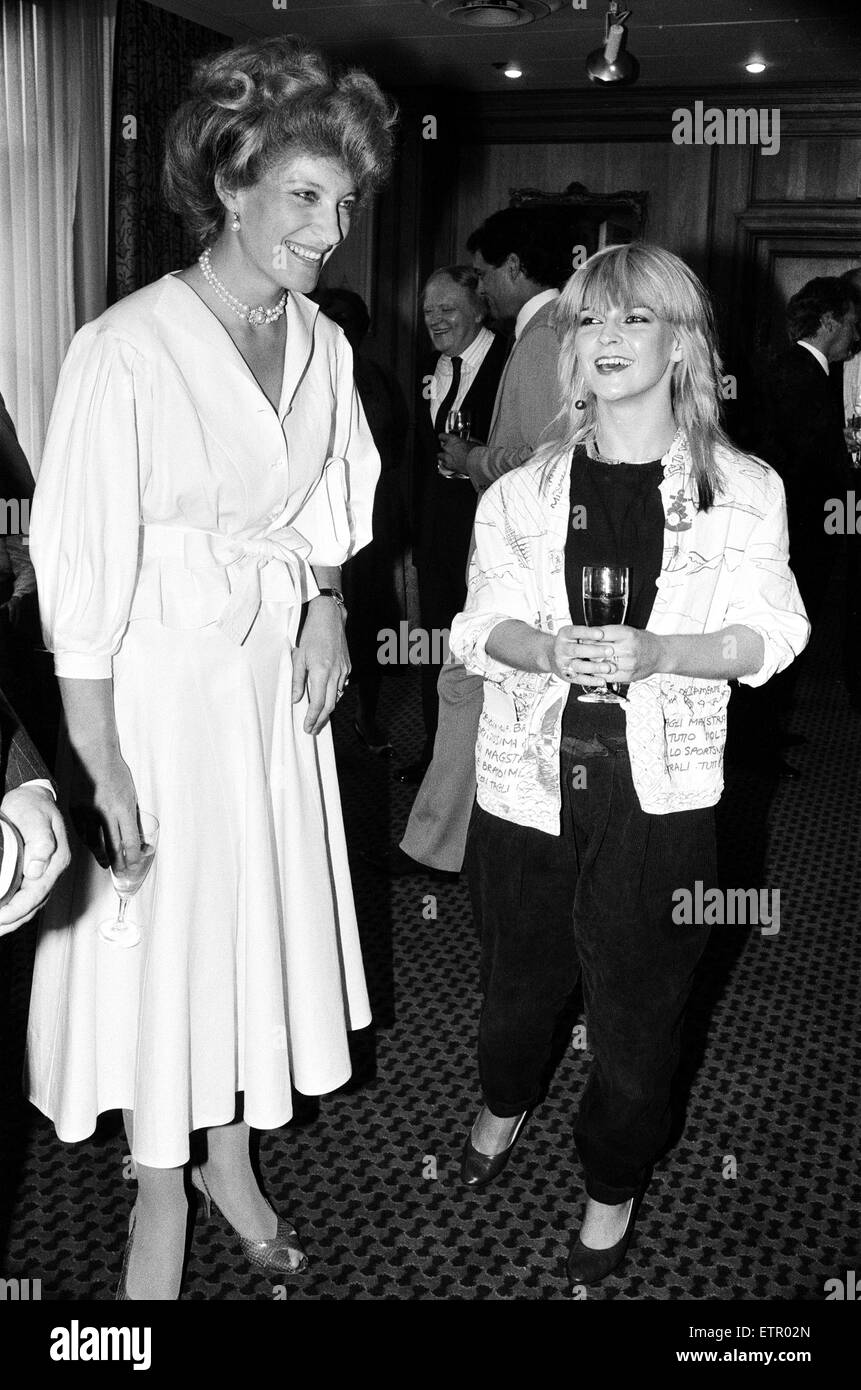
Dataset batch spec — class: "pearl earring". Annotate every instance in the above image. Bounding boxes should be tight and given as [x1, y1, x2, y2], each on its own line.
[231, 210, 241, 231]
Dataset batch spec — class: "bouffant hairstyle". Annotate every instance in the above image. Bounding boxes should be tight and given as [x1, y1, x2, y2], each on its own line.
[163, 36, 398, 246]
[786, 277, 856, 343]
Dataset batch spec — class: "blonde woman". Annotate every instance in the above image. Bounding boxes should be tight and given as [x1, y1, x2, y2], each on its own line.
[27, 37, 396, 1299]
[451, 243, 809, 1288]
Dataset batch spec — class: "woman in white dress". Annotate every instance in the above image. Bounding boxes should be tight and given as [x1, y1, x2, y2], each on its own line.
[26, 37, 396, 1299]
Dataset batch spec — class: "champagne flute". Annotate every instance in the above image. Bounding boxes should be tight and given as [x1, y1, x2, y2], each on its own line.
[577, 565, 630, 704]
[98, 812, 159, 948]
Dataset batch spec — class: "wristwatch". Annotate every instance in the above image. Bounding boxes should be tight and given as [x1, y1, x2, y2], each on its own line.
[315, 587, 347, 617]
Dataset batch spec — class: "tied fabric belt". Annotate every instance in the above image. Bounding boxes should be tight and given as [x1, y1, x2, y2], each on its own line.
[140, 523, 315, 645]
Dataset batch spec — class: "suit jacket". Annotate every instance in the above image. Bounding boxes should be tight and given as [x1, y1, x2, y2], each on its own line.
[465, 299, 562, 491]
[0, 389, 35, 502]
[413, 331, 508, 555]
[755, 343, 849, 528]
[0, 687, 49, 794]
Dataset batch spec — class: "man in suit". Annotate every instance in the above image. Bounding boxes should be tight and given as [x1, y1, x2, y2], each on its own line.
[837, 268, 861, 706]
[757, 277, 857, 621]
[402, 267, 508, 778]
[437, 210, 569, 491]
[375, 209, 570, 874]
[737, 277, 858, 774]
[0, 689, 70, 935]
[838, 268, 861, 426]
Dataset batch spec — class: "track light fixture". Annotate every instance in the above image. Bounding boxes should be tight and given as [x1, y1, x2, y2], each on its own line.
[585, 2, 639, 85]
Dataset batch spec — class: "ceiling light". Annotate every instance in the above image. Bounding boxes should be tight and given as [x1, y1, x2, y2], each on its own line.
[500, 62, 523, 78]
[585, 1, 639, 85]
[422, 1, 562, 29]
[745, 59, 767, 74]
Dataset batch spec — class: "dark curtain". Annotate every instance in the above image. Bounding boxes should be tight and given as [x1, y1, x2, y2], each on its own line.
[107, 0, 229, 303]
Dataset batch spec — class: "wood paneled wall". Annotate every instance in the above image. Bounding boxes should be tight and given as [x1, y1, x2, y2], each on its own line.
[364, 83, 861, 430]
[329, 83, 861, 617]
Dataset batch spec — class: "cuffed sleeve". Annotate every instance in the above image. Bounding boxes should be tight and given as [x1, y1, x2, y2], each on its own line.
[726, 475, 811, 687]
[30, 325, 148, 680]
[450, 483, 554, 703]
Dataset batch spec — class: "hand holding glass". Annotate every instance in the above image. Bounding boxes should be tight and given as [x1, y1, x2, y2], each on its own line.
[577, 565, 630, 704]
[98, 812, 159, 947]
[446, 407, 472, 439]
[438, 409, 473, 479]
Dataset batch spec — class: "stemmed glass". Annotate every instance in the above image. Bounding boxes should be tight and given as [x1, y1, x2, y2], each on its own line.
[446, 407, 472, 439]
[577, 565, 630, 704]
[98, 812, 159, 948]
[439, 407, 473, 480]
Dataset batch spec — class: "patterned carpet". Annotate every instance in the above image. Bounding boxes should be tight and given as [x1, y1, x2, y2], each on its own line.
[1, 585, 859, 1303]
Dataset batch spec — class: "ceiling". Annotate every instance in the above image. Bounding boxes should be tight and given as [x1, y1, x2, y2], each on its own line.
[147, 0, 861, 93]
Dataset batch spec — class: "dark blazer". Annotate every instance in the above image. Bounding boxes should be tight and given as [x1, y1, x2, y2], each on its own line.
[0, 390, 35, 502]
[413, 332, 509, 557]
[756, 343, 849, 525]
[0, 687, 50, 794]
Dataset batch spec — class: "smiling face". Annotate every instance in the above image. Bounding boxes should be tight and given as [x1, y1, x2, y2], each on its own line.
[574, 303, 683, 406]
[227, 152, 359, 294]
[423, 276, 484, 357]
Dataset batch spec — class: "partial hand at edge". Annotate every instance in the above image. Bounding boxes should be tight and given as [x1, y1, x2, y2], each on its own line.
[0, 785, 71, 935]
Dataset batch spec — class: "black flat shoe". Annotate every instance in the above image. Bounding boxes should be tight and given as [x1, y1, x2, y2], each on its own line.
[461, 1111, 527, 1188]
[566, 1196, 638, 1288]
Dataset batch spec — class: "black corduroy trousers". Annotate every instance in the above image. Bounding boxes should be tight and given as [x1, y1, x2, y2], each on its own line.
[465, 735, 716, 1204]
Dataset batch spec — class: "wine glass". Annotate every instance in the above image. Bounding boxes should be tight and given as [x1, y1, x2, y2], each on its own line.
[577, 565, 630, 704]
[439, 408, 473, 480]
[446, 407, 472, 439]
[98, 812, 159, 948]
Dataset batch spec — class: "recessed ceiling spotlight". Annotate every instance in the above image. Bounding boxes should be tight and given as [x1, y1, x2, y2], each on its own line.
[503, 62, 523, 78]
[745, 59, 767, 74]
[423, 1, 562, 28]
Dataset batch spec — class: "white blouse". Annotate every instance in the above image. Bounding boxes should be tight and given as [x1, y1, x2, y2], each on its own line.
[30, 274, 380, 677]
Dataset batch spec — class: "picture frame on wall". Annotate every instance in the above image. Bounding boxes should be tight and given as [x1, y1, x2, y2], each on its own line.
[510, 182, 649, 262]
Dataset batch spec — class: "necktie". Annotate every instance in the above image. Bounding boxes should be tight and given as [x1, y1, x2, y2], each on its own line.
[434, 356, 462, 433]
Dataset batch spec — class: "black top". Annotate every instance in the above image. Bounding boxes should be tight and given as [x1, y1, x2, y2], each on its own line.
[562, 444, 664, 738]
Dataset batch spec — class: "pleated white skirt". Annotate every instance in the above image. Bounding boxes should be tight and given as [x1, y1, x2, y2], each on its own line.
[25, 605, 370, 1167]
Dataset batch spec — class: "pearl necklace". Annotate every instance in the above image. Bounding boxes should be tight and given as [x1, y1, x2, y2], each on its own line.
[198, 248, 287, 328]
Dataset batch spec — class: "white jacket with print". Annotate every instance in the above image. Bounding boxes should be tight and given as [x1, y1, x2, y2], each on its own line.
[450, 431, 810, 829]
